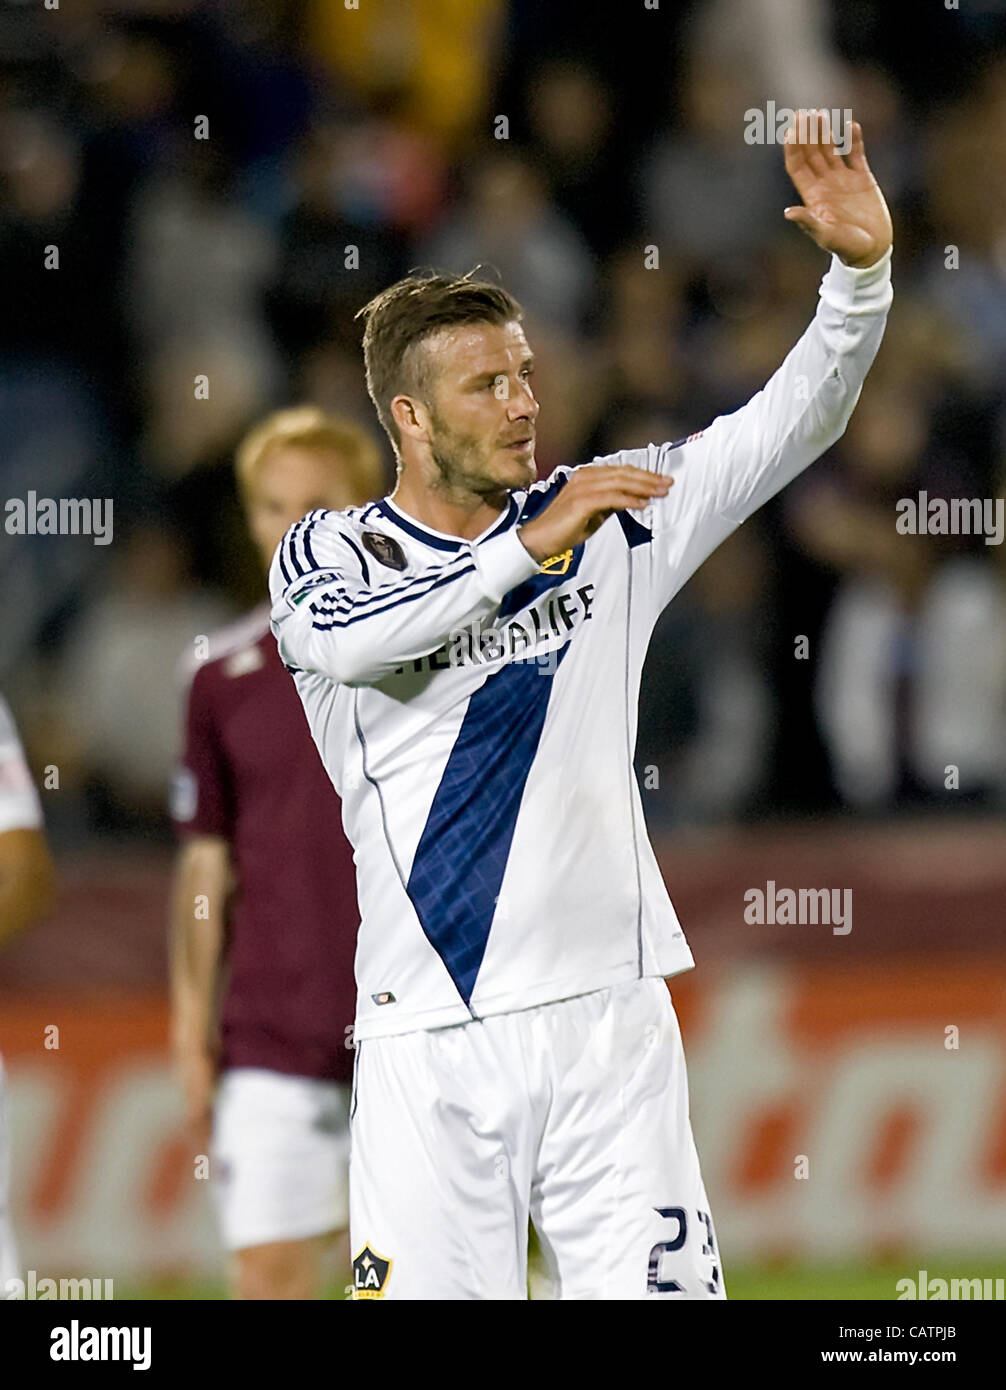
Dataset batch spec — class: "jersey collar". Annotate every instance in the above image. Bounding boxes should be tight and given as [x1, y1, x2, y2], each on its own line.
[374, 495, 520, 552]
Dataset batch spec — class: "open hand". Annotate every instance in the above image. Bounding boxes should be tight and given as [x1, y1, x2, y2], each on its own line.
[783, 111, 893, 269]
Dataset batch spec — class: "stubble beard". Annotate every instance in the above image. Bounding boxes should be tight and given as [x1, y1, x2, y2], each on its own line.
[428, 410, 514, 505]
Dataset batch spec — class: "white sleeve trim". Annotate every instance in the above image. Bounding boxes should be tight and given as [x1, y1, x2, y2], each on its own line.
[473, 527, 542, 604]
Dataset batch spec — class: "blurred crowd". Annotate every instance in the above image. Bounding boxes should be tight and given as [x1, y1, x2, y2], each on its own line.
[1, 0, 1004, 841]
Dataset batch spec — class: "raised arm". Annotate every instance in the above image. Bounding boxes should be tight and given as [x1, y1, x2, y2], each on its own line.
[626, 113, 894, 610]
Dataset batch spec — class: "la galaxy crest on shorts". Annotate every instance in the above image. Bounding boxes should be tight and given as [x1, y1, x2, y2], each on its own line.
[352, 1244, 392, 1299]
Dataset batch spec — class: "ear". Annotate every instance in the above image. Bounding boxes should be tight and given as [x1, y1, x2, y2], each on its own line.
[390, 393, 430, 445]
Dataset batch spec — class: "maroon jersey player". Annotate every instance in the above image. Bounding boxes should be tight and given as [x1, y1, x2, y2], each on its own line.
[169, 407, 384, 1299]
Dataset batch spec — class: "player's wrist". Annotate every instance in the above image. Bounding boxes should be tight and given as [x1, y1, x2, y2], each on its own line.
[515, 523, 552, 566]
[837, 241, 892, 270]
[822, 245, 893, 313]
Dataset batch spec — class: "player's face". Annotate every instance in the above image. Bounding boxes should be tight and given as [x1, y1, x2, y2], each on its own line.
[246, 444, 362, 570]
[420, 320, 538, 497]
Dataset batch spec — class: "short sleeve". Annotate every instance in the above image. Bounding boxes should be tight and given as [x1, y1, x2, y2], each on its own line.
[172, 667, 234, 839]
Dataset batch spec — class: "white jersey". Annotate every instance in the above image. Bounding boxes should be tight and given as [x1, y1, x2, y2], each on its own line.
[269, 250, 892, 1042]
[0, 696, 43, 835]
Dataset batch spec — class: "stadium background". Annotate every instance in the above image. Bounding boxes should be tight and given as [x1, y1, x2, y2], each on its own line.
[2, 0, 1005, 1299]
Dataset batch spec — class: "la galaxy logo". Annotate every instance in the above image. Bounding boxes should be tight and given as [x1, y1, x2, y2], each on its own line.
[361, 531, 407, 571]
[540, 548, 573, 575]
[352, 1244, 392, 1299]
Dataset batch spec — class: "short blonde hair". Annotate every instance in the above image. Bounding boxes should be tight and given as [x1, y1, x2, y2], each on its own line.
[235, 405, 385, 506]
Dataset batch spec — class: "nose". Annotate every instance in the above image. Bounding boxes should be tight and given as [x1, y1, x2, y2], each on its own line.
[507, 379, 538, 421]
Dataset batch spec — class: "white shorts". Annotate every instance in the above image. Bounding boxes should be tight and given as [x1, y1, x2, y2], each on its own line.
[211, 1068, 351, 1251]
[0, 1056, 20, 1287]
[349, 976, 725, 1300]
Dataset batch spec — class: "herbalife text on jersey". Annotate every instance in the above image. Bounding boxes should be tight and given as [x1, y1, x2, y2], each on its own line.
[5, 491, 113, 545]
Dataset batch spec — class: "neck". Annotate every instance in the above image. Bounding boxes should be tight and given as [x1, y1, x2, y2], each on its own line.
[389, 471, 509, 542]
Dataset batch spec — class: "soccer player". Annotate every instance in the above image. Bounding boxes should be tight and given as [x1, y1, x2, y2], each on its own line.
[0, 694, 56, 1286]
[170, 407, 385, 1300]
[268, 115, 893, 1299]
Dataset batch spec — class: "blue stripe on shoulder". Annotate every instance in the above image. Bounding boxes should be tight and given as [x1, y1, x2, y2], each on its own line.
[282, 518, 307, 577]
[309, 561, 476, 629]
[338, 531, 371, 585]
[616, 512, 652, 548]
[518, 471, 570, 524]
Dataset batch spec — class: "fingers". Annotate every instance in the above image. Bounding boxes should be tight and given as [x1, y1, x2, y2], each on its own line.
[786, 109, 842, 178]
[783, 123, 811, 182]
[581, 467, 673, 510]
[519, 466, 674, 559]
[845, 119, 868, 172]
[585, 465, 672, 493]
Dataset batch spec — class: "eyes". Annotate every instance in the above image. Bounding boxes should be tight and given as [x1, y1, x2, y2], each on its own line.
[486, 367, 535, 392]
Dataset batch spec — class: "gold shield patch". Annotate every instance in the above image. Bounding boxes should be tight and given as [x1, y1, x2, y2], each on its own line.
[540, 549, 573, 575]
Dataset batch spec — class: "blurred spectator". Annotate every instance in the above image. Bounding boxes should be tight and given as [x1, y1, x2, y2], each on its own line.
[55, 519, 233, 837]
[262, 122, 414, 369]
[694, 0, 850, 112]
[518, 61, 634, 258]
[788, 363, 1006, 809]
[126, 139, 281, 473]
[307, 0, 505, 155]
[924, 59, 1006, 392]
[590, 245, 692, 431]
[420, 150, 595, 333]
[0, 107, 117, 681]
[0, 110, 100, 368]
[642, 57, 788, 274]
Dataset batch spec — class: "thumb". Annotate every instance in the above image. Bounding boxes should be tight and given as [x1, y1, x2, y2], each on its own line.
[783, 205, 820, 233]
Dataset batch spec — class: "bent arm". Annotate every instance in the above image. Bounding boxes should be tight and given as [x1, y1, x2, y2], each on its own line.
[269, 512, 541, 686]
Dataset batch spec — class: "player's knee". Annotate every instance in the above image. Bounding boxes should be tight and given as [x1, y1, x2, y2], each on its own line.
[233, 1241, 317, 1300]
